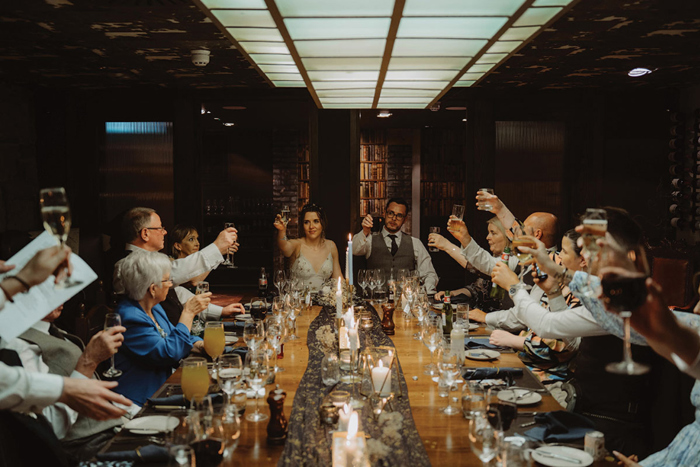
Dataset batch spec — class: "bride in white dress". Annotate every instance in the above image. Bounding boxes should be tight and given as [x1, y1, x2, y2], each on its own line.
[274, 203, 343, 292]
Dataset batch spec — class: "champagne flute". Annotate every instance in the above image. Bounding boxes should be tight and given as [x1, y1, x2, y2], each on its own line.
[245, 351, 270, 422]
[373, 269, 385, 302]
[357, 269, 368, 298]
[217, 354, 243, 409]
[581, 208, 608, 295]
[423, 316, 442, 375]
[367, 269, 377, 301]
[102, 313, 123, 378]
[39, 187, 79, 288]
[203, 321, 225, 363]
[266, 321, 284, 373]
[181, 357, 210, 405]
[223, 222, 238, 268]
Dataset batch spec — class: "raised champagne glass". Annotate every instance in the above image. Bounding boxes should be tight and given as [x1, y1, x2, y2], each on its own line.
[581, 208, 608, 295]
[102, 313, 123, 378]
[280, 205, 290, 226]
[222, 222, 238, 268]
[39, 187, 80, 288]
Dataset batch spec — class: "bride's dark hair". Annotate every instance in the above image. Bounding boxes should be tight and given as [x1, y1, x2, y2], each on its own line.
[299, 203, 327, 240]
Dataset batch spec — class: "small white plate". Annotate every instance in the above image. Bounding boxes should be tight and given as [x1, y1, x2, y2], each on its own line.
[468, 323, 480, 331]
[532, 446, 593, 467]
[465, 349, 500, 361]
[235, 313, 252, 321]
[225, 333, 238, 344]
[497, 388, 542, 405]
[124, 415, 178, 434]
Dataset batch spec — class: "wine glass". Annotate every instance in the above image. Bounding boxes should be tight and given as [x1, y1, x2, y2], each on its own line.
[461, 381, 486, 420]
[274, 270, 286, 296]
[436, 347, 462, 415]
[245, 351, 270, 422]
[272, 296, 285, 318]
[39, 187, 79, 288]
[102, 313, 123, 378]
[412, 295, 428, 340]
[469, 411, 498, 465]
[357, 269, 368, 298]
[581, 208, 608, 295]
[286, 297, 301, 341]
[476, 188, 495, 211]
[266, 321, 284, 373]
[599, 241, 650, 375]
[217, 354, 243, 409]
[486, 387, 517, 447]
[243, 319, 265, 352]
[373, 269, 385, 301]
[181, 357, 209, 405]
[422, 316, 442, 375]
[222, 222, 238, 268]
[203, 321, 225, 364]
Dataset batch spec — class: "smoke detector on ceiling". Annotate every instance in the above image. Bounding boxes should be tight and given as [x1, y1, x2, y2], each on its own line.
[191, 49, 210, 67]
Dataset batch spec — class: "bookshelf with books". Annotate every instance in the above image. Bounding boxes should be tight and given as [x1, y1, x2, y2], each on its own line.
[420, 128, 466, 217]
[360, 129, 388, 216]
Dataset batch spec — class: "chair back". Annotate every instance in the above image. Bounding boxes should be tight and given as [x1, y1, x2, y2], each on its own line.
[76, 304, 113, 344]
[651, 256, 692, 308]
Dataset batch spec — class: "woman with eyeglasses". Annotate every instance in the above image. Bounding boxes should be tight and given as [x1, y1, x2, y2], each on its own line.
[274, 203, 343, 293]
[112, 249, 204, 406]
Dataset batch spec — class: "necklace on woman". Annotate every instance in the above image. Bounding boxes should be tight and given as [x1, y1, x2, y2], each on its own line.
[154, 320, 166, 338]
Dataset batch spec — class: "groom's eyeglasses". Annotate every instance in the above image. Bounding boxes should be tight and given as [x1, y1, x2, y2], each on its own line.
[386, 211, 405, 220]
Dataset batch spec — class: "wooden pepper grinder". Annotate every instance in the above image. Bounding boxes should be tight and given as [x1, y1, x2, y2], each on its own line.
[266, 384, 288, 445]
[381, 302, 395, 335]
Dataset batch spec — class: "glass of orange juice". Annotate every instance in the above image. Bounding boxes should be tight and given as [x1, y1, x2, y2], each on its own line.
[204, 321, 226, 363]
[181, 357, 209, 404]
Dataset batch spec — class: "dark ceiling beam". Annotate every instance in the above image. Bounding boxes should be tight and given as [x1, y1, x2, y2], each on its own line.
[265, 0, 322, 109]
[372, 0, 406, 109]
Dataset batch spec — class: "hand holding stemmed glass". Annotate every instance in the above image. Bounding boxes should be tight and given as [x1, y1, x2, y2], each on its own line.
[221, 222, 238, 268]
[102, 313, 123, 378]
[39, 187, 79, 288]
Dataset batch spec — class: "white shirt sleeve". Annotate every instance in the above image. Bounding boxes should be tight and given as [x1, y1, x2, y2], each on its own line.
[0, 337, 64, 413]
[510, 289, 609, 340]
[460, 240, 498, 276]
[352, 231, 372, 258]
[174, 286, 223, 321]
[484, 307, 528, 333]
[671, 349, 700, 381]
[170, 243, 224, 286]
[412, 238, 439, 294]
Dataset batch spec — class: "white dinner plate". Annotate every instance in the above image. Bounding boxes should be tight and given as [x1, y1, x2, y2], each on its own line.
[225, 333, 238, 344]
[124, 415, 179, 434]
[497, 388, 542, 406]
[465, 349, 500, 361]
[235, 313, 252, 321]
[532, 446, 593, 467]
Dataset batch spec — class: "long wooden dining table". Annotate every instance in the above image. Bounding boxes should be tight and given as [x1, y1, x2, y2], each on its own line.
[103, 300, 615, 466]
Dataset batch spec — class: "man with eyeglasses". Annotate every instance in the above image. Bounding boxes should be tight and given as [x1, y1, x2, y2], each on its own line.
[113, 207, 242, 324]
[353, 198, 438, 294]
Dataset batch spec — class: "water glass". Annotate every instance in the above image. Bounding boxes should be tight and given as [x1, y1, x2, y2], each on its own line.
[169, 445, 194, 467]
[477, 188, 495, 211]
[321, 354, 340, 386]
[451, 204, 466, 221]
[469, 412, 498, 464]
[461, 382, 485, 420]
[455, 304, 470, 328]
[429, 226, 440, 252]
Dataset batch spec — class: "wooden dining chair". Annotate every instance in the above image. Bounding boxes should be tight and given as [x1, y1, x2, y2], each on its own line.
[76, 304, 114, 344]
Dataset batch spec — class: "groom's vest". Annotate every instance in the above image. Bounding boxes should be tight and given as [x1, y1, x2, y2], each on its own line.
[368, 232, 415, 274]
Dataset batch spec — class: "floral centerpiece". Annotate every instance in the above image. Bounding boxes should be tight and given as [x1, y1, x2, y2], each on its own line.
[314, 277, 362, 308]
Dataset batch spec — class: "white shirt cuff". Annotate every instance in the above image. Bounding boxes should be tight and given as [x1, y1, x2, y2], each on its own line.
[26, 372, 64, 412]
[205, 304, 223, 320]
[671, 350, 700, 380]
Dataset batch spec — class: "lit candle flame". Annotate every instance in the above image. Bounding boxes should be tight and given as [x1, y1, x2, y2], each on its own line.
[343, 403, 351, 416]
[348, 233, 352, 241]
[378, 359, 384, 369]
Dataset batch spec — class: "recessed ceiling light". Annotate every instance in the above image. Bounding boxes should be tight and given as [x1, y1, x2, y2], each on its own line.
[628, 67, 653, 77]
[462, 118, 467, 122]
[446, 106, 467, 111]
[223, 122, 235, 127]
[223, 106, 247, 110]
[377, 110, 392, 118]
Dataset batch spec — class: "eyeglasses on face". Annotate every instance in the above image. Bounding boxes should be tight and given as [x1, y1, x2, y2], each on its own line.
[386, 211, 405, 220]
[145, 226, 166, 232]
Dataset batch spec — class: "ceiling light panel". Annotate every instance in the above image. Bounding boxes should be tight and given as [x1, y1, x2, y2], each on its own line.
[272, 81, 308, 87]
[382, 81, 449, 89]
[403, 0, 525, 16]
[397, 17, 508, 39]
[500, 26, 539, 41]
[284, 18, 391, 40]
[201, 0, 266, 8]
[533, 0, 575, 5]
[238, 42, 290, 54]
[475, 53, 508, 64]
[380, 89, 440, 97]
[393, 39, 486, 57]
[385, 70, 458, 81]
[249, 54, 295, 65]
[388, 57, 467, 70]
[321, 97, 374, 104]
[323, 104, 375, 109]
[211, 10, 275, 27]
[313, 81, 378, 89]
[513, 7, 562, 27]
[378, 97, 434, 104]
[486, 41, 522, 54]
[302, 57, 383, 71]
[226, 28, 283, 42]
[308, 71, 380, 81]
[295, 40, 386, 57]
[453, 80, 476, 87]
[316, 89, 378, 98]
[468, 64, 494, 73]
[265, 73, 304, 81]
[274, 0, 395, 17]
[258, 65, 300, 73]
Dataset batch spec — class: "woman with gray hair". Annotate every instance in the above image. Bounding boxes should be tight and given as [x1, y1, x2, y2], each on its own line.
[112, 250, 204, 406]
